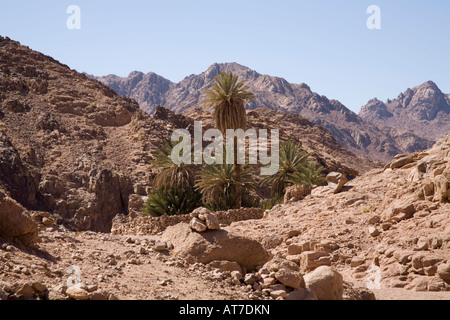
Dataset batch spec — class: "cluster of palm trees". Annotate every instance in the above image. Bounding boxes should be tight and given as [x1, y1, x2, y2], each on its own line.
[143, 72, 325, 217]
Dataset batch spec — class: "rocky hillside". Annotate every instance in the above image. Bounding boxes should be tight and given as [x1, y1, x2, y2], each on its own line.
[0, 36, 179, 232]
[182, 106, 378, 175]
[360, 81, 450, 141]
[96, 63, 433, 163]
[0, 36, 376, 235]
[1, 133, 449, 301]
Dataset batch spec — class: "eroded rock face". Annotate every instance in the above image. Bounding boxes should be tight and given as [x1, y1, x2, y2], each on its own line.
[0, 188, 38, 247]
[162, 223, 270, 271]
[0, 131, 38, 208]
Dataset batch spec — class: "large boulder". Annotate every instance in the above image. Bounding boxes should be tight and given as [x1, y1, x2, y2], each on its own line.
[162, 223, 270, 271]
[0, 188, 38, 246]
[304, 266, 344, 300]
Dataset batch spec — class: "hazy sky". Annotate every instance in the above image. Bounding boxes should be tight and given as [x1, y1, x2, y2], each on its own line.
[1, 0, 449, 113]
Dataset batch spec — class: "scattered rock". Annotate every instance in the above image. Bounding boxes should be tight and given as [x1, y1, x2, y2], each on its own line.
[368, 226, 380, 237]
[190, 217, 207, 232]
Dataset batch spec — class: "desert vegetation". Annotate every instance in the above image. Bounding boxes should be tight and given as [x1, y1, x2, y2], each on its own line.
[143, 72, 325, 215]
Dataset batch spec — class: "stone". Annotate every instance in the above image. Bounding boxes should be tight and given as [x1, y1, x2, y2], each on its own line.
[275, 268, 305, 289]
[284, 184, 312, 203]
[230, 271, 242, 281]
[190, 217, 207, 232]
[287, 244, 303, 255]
[0, 189, 38, 246]
[42, 217, 56, 226]
[326, 172, 347, 194]
[31, 282, 47, 293]
[263, 257, 300, 273]
[437, 263, 450, 283]
[270, 290, 288, 299]
[244, 274, 258, 285]
[134, 246, 147, 254]
[286, 287, 318, 300]
[390, 154, 415, 169]
[350, 257, 365, 268]
[367, 215, 381, 225]
[209, 260, 243, 274]
[162, 223, 270, 271]
[368, 226, 380, 237]
[260, 276, 277, 289]
[304, 266, 344, 300]
[66, 286, 90, 300]
[300, 251, 331, 271]
[155, 241, 168, 251]
[16, 283, 34, 299]
[204, 212, 220, 230]
[190, 207, 212, 218]
[416, 241, 429, 251]
[383, 203, 416, 222]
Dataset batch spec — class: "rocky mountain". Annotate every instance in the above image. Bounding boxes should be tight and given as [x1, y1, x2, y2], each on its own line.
[0, 36, 375, 235]
[1, 36, 449, 302]
[360, 81, 450, 141]
[96, 63, 433, 163]
[0, 36, 181, 232]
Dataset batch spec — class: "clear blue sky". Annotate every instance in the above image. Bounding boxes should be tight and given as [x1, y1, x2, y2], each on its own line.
[1, 0, 449, 113]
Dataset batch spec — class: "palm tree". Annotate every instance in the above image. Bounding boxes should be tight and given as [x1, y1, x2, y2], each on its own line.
[143, 187, 201, 217]
[195, 162, 258, 211]
[290, 162, 325, 187]
[202, 71, 255, 208]
[144, 141, 201, 217]
[151, 140, 196, 190]
[260, 140, 310, 197]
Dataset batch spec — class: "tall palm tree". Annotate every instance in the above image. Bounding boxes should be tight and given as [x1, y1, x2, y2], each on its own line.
[201, 71, 255, 208]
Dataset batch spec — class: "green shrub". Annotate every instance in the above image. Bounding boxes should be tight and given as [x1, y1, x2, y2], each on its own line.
[142, 187, 202, 217]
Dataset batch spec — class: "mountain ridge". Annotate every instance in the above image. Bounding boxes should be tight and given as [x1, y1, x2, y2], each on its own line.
[96, 63, 434, 163]
[360, 81, 450, 142]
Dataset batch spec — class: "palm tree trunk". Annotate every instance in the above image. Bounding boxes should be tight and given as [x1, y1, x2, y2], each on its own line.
[234, 136, 242, 209]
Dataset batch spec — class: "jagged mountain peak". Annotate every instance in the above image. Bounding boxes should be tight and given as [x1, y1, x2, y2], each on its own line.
[360, 81, 450, 141]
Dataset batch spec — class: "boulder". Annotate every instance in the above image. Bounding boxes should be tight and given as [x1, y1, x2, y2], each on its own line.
[0, 188, 38, 246]
[203, 212, 220, 230]
[286, 287, 318, 300]
[304, 266, 344, 300]
[382, 202, 416, 222]
[390, 154, 415, 169]
[284, 184, 312, 204]
[190, 217, 207, 232]
[300, 251, 331, 271]
[437, 263, 450, 283]
[162, 223, 270, 271]
[66, 285, 90, 300]
[275, 268, 305, 289]
[326, 172, 347, 194]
